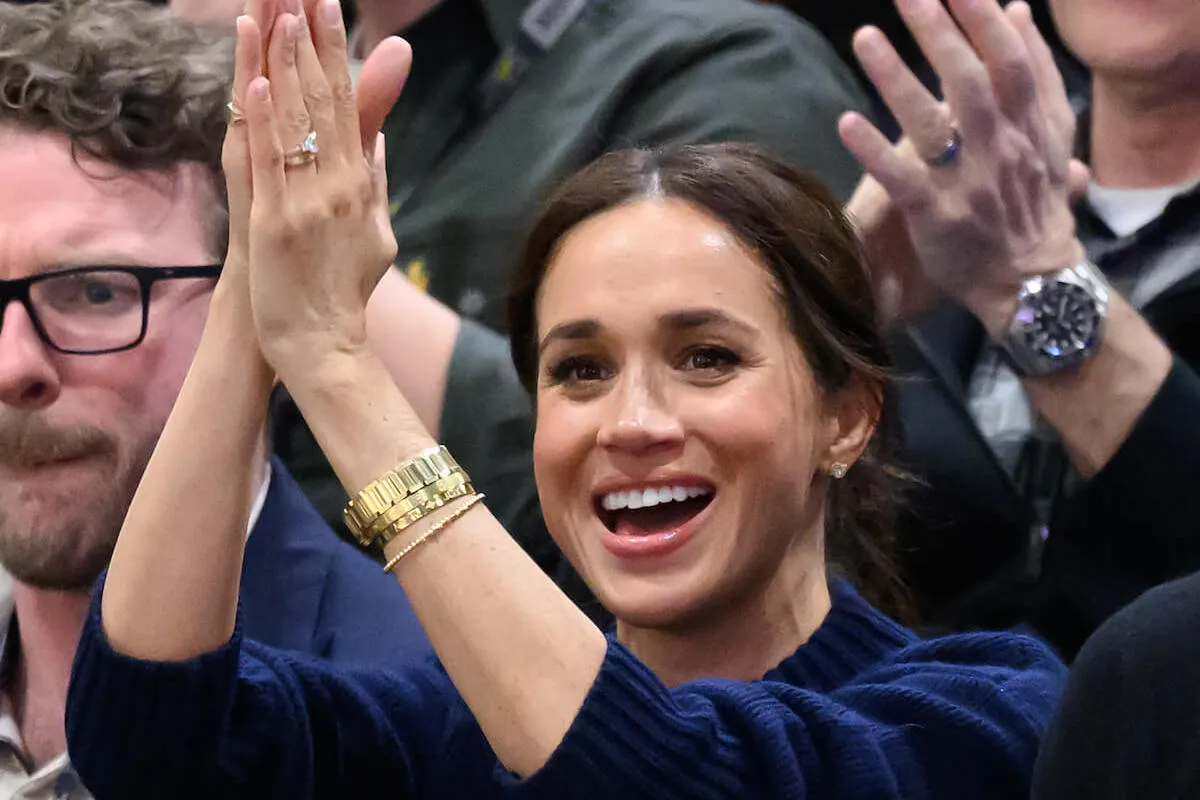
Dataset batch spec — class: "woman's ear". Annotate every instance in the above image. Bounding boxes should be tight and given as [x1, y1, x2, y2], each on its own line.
[820, 377, 879, 476]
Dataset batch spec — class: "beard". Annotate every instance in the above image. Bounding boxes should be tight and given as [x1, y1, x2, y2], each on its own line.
[0, 410, 154, 591]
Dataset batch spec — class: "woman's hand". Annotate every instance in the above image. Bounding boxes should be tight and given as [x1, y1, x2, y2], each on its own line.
[213, 0, 278, 323]
[236, 0, 410, 374]
[838, 0, 1084, 335]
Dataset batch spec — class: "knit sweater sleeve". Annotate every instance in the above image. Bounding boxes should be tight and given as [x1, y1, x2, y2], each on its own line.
[520, 635, 1066, 799]
[65, 581, 461, 800]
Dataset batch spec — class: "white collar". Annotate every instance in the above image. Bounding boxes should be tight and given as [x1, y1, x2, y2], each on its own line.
[246, 461, 273, 538]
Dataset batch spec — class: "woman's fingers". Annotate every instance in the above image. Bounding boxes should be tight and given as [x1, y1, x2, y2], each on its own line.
[266, 13, 319, 180]
[245, 77, 288, 212]
[224, 15, 264, 242]
[852, 27, 951, 159]
[294, 10, 342, 167]
[311, 0, 363, 160]
[242, 0, 278, 77]
[356, 37, 412, 159]
[895, 0, 998, 145]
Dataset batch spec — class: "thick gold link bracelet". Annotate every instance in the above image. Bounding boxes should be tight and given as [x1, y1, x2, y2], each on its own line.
[343, 445, 463, 541]
[361, 472, 472, 544]
[371, 479, 476, 548]
[382, 493, 486, 574]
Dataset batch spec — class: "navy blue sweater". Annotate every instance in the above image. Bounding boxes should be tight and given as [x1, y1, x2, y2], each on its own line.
[65, 579, 1065, 799]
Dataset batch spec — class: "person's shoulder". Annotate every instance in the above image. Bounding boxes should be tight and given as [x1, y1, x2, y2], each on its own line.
[844, 629, 1067, 717]
[609, 0, 842, 64]
[1074, 571, 1200, 676]
[886, 630, 1066, 674]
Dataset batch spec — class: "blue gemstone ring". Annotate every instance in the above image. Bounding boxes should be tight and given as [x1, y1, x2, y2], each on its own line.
[925, 127, 963, 168]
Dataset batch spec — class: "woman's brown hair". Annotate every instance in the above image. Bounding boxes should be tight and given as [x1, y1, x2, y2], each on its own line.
[508, 142, 914, 623]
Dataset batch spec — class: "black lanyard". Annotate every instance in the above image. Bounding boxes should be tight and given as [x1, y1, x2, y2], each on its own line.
[390, 0, 591, 212]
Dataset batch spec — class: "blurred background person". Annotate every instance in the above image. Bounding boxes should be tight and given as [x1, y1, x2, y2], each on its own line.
[854, 0, 1200, 659]
[1032, 570, 1200, 799]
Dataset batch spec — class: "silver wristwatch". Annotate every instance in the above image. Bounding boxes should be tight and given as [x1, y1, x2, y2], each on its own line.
[998, 260, 1109, 377]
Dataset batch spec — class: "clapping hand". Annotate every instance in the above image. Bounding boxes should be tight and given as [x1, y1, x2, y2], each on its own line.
[839, 0, 1090, 333]
[224, 0, 410, 373]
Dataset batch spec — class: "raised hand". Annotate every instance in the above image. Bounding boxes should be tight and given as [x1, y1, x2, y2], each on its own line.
[234, 0, 410, 370]
[838, 0, 1084, 334]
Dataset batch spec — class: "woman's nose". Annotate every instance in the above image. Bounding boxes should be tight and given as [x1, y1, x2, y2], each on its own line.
[596, 374, 684, 455]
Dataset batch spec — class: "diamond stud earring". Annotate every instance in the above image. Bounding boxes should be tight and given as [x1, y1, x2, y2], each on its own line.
[830, 462, 849, 480]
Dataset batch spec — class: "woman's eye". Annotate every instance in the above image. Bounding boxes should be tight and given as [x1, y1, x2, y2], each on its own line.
[682, 346, 739, 372]
[548, 356, 611, 385]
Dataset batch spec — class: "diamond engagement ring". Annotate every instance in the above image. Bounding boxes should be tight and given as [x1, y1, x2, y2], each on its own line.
[283, 130, 320, 169]
[925, 127, 963, 168]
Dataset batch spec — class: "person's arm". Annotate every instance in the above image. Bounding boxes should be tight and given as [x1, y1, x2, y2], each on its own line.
[837, 0, 1170, 477]
[69, 585, 447, 800]
[365, 271, 575, 612]
[606, 4, 868, 203]
[973, 288, 1172, 478]
[98, 9, 276, 661]
[363, 268, 458, 438]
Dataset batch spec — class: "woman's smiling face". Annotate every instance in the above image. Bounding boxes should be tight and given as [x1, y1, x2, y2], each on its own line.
[532, 198, 850, 630]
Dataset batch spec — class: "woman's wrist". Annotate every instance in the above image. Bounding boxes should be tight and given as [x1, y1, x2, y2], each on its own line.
[259, 314, 370, 382]
[281, 344, 438, 493]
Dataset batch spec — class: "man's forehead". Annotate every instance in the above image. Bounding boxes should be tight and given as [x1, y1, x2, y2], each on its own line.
[0, 127, 216, 275]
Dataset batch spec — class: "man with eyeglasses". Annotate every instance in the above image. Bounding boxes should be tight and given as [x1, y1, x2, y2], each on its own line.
[0, 2, 429, 796]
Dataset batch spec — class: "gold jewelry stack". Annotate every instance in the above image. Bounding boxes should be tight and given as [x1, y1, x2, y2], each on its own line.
[343, 445, 484, 570]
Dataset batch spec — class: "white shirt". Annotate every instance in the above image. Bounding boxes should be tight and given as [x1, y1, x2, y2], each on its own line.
[1087, 178, 1200, 308]
[0, 465, 273, 799]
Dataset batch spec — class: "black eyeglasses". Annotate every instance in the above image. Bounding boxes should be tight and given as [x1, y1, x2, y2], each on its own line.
[0, 265, 222, 355]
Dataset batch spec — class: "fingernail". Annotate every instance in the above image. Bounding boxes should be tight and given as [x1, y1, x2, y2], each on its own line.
[252, 77, 270, 101]
[322, 0, 342, 27]
[287, 15, 302, 42]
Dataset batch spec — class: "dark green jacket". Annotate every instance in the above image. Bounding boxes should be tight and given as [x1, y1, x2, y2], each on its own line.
[277, 0, 869, 617]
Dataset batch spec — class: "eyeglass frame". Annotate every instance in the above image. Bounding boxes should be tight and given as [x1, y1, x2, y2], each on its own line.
[0, 264, 223, 356]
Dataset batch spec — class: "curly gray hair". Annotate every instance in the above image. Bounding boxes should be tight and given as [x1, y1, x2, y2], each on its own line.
[0, 0, 234, 256]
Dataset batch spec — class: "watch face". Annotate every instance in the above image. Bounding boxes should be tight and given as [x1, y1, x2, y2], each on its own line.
[1014, 279, 1103, 363]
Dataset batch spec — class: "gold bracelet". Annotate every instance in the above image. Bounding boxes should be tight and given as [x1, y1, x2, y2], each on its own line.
[382, 493, 486, 574]
[362, 472, 472, 545]
[373, 480, 476, 547]
[343, 445, 463, 540]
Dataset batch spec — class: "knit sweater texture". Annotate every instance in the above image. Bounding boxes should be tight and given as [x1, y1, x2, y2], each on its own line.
[65, 579, 1065, 799]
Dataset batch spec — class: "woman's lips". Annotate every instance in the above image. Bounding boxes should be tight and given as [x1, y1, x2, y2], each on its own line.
[600, 494, 714, 559]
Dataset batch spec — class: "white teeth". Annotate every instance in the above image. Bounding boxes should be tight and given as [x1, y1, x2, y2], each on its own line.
[599, 485, 714, 512]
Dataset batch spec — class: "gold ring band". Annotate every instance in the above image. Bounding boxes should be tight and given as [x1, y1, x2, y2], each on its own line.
[226, 101, 246, 126]
[283, 130, 320, 170]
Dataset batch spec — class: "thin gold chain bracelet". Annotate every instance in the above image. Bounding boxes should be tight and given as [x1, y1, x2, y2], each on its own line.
[382, 493, 486, 574]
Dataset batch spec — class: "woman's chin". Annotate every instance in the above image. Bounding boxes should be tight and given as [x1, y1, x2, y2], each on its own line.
[596, 573, 711, 631]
